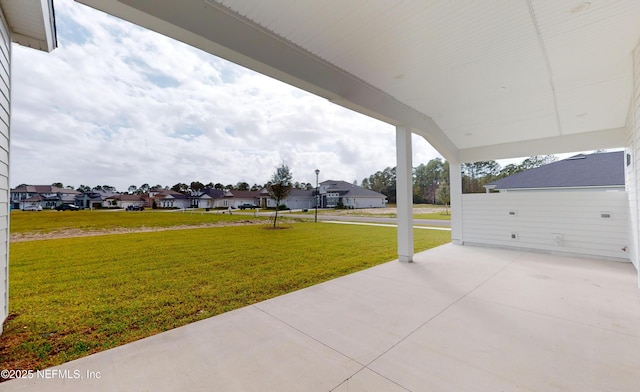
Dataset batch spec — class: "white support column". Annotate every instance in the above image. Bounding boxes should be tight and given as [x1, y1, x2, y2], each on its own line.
[449, 161, 463, 245]
[396, 126, 414, 262]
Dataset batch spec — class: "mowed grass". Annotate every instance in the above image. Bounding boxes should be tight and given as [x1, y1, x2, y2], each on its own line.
[10, 210, 251, 234]
[2, 222, 450, 370]
[414, 212, 451, 220]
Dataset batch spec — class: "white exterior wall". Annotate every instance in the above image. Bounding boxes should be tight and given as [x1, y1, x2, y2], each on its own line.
[0, 7, 9, 333]
[628, 42, 640, 284]
[160, 198, 189, 209]
[461, 192, 630, 261]
[215, 197, 257, 208]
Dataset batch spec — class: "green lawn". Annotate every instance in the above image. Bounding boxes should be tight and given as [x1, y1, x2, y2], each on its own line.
[10, 209, 251, 235]
[413, 212, 451, 220]
[2, 222, 451, 370]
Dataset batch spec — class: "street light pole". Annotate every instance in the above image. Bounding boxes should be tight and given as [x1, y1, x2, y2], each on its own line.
[315, 169, 320, 222]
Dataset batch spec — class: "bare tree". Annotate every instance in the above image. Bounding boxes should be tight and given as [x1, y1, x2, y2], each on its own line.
[268, 163, 293, 228]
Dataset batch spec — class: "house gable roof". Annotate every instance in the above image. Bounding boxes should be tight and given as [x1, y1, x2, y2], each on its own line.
[487, 151, 625, 190]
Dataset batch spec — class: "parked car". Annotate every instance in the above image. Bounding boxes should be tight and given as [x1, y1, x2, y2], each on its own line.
[55, 204, 80, 211]
[126, 205, 144, 211]
[22, 205, 43, 211]
[238, 203, 258, 210]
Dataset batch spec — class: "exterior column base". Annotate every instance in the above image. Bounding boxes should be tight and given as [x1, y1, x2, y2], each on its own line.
[398, 255, 413, 263]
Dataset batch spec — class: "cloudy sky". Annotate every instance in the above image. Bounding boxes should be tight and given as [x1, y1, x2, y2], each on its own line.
[10, 0, 447, 191]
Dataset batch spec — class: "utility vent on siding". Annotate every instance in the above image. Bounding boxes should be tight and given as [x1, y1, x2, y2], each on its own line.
[508, 211, 517, 216]
[600, 211, 612, 219]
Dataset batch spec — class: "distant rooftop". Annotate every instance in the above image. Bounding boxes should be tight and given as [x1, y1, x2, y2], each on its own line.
[11, 185, 80, 194]
[487, 151, 624, 190]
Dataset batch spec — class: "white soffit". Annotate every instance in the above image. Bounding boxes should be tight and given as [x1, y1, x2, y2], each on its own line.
[76, 0, 640, 161]
[0, 0, 57, 52]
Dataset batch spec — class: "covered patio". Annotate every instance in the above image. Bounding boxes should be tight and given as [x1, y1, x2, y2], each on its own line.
[2, 244, 639, 391]
[2, 1, 640, 389]
[73, 0, 640, 283]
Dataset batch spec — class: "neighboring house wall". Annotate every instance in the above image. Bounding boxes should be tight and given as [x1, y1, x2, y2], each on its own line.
[215, 197, 256, 208]
[10, 191, 34, 209]
[346, 197, 386, 208]
[0, 7, 9, 333]
[461, 192, 630, 261]
[284, 197, 313, 210]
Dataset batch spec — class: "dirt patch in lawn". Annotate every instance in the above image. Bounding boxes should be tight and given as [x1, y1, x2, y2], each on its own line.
[10, 220, 263, 242]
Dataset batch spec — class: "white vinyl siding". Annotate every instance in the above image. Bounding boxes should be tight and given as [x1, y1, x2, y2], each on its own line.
[0, 6, 9, 333]
[628, 43, 640, 282]
[461, 192, 630, 261]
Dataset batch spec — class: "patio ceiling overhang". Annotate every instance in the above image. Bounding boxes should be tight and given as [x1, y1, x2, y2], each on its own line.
[1, 0, 57, 52]
[76, 0, 640, 162]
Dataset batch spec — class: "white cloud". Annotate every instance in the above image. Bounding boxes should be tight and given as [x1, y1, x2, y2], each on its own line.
[10, 0, 442, 191]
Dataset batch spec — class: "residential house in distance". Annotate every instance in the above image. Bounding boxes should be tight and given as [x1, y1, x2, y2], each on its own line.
[103, 194, 146, 209]
[75, 189, 118, 209]
[152, 189, 191, 209]
[215, 189, 265, 209]
[148, 181, 388, 210]
[196, 188, 225, 209]
[484, 151, 625, 193]
[10, 185, 80, 210]
[214, 182, 387, 210]
[281, 189, 316, 210]
[318, 180, 387, 208]
[148, 188, 224, 209]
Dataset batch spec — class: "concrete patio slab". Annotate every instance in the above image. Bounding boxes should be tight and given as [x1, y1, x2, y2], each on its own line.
[369, 296, 640, 391]
[470, 252, 640, 335]
[1, 243, 639, 391]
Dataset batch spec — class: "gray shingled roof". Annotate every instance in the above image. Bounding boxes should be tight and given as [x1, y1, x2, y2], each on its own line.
[487, 151, 624, 190]
[11, 185, 80, 194]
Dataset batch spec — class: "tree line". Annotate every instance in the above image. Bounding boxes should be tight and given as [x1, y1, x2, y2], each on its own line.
[39, 155, 555, 202]
[46, 178, 314, 195]
[360, 155, 557, 204]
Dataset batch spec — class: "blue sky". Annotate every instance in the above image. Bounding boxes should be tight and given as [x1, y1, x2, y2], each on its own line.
[10, 0, 442, 191]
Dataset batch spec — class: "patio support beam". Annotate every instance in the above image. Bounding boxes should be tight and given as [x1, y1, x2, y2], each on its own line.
[449, 161, 463, 245]
[396, 126, 413, 262]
